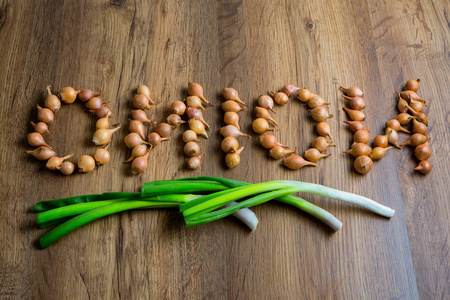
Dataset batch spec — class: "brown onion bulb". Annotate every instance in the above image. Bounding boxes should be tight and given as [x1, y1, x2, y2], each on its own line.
[78, 89, 99, 102]
[385, 127, 401, 149]
[271, 91, 289, 105]
[182, 130, 199, 143]
[187, 153, 205, 170]
[220, 125, 250, 138]
[412, 118, 428, 136]
[307, 95, 331, 109]
[343, 107, 365, 121]
[414, 138, 431, 160]
[257, 95, 275, 113]
[373, 133, 390, 148]
[188, 83, 210, 105]
[25, 146, 56, 161]
[400, 90, 427, 106]
[133, 94, 152, 110]
[186, 96, 206, 111]
[386, 119, 410, 133]
[254, 107, 278, 126]
[131, 149, 151, 175]
[77, 155, 96, 173]
[304, 148, 330, 162]
[258, 134, 288, 150]
[396, 113, 415, 125]
[400, 133, 428, 147]
[225, 147, 244, 169]
[155, 123, 173, 138]
[343, 143, 372, 157]
[311, 136, 335, 152]
[131, 110, 153, 124]
[409, 100, 424, 113]
[85, 97, 109, 110]
[224, 111, 240, 130]
[148, 132, 168, 147]
[31, 121, 49, 135]
[93, 145, 110, 165]
[96, 117, 110, 129]
[137, 85, 151, 100]
[93, 126, 121, 145]
[170, 101, 187, 115]
[340, 86, 364, 97]
[397, 93, 409, 113]
[37, 105, 54, 124]
[27, 132, 51, 148]
[414, 160, 432, 175]
[221, 136, 239, 153]
[129, 120, 146, 139]
[269, 146, 295, 160]
[91, 106, 112, 119]
[343, 120, 366, 132]
[283, 155, 317, 170]
[167, 114, 186, 127]
[297, 88, 312, 102]
[353, 129, 370, 144]
[186, 107, 210, 129]
[221, 100, 244, 113]
[252, 118, 273, 134]
[342, 95, 365, 110]
[404, 79, 420, 92]
[354, 155, 373, 174]
[316, 122, 334, 143]
[44, 86, 61, 112]
[370, 147, 393, 160]
[46, 154, 73, 171]
[280, 84, 300, 96]
[189, 119, 208, 138]
[59, 87, 79, 104]
[124, 144, 148, 163]
[223, 88, 246, 105]
[123, 132, 150, 149]
[184, 141, 200, 157]
[59, 161, 75, 175]
[310, 106, 333, 122]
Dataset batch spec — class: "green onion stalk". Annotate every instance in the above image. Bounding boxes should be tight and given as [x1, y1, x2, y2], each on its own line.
[180, 177, 394, 228]
[33, 176, 394, 249]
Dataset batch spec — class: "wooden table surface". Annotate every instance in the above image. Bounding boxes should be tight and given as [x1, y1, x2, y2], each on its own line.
[1, 0, 449, 299]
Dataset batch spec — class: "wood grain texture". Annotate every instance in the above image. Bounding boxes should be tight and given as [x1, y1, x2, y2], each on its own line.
[0, 0, 448, 299]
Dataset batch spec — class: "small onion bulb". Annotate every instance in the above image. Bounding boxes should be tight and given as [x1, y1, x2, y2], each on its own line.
[31, 121, 49, 135]
[37, 105, 54, 124]
[59, 161, 76, 175]
[59, 87, 79, 104]
[187, 153, 205, 170]
[25, 146, 56, 161]
[184, 142, 200, 157]
[252, 118, 273, 134]
[221, 136, 239, 153]
[78, 155, 96, 173]
[225, 147, 244, 169]
[182, 130, 199, 143]
[44, 86, 61, 112]
[93, 145, 111, 165]
[354, 155, 373, 174]
[93, 126, 121, 146]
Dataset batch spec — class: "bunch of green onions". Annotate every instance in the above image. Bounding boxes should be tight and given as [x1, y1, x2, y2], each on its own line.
[34, 176, 395, 248]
